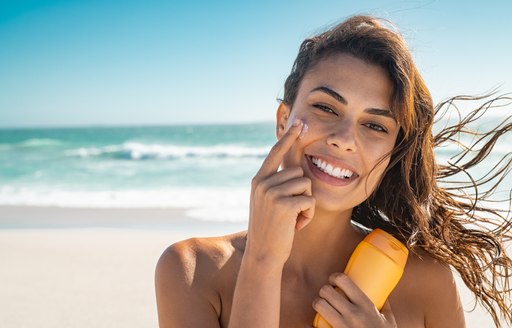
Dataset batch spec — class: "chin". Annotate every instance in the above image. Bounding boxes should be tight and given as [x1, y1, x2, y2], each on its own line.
[311, 188, 362, 215]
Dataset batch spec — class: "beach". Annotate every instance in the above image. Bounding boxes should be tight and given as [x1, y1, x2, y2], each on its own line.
[0, 206, 247, 328]
[2, 0, 512, 326]
[0, 205, 506, 327]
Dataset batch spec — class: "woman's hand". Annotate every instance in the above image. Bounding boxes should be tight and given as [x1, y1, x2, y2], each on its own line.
[313, 273, 398, 328]
[245, 119, 316, 266]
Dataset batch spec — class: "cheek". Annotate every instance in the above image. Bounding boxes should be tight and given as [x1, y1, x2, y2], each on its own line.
[282, 110, 321, 144]
[364, 135, 396, 168]
[363, 152, 392, 195]
[279, 124, 315, 168]
[297, 117, 325, 142]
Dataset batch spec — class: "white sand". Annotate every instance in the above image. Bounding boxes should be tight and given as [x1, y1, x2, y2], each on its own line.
[0, 228, 174, 328]
[0, 206, 507, 327]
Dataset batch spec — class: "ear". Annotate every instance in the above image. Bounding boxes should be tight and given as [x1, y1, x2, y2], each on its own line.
[275, 102, 291, 139]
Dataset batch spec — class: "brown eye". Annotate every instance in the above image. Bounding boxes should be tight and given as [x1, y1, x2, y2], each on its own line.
[364, 122, 387, 133]
[313, 104, 338, 116]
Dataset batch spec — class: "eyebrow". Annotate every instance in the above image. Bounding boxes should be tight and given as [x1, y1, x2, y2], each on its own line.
[311, 86, 347, 105]
[310, 86, 396, 120]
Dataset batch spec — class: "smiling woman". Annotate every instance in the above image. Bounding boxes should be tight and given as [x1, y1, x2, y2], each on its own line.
[276, 53, 399, 213]
[155, 15, 512, 328]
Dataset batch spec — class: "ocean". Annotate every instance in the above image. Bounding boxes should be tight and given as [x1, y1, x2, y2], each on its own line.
[0, 123, 275, 222]
[0, 120, 510, 223]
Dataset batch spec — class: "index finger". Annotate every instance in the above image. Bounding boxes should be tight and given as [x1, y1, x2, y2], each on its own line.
[329, 273, 375, 309]
[257, 119, 303, 177]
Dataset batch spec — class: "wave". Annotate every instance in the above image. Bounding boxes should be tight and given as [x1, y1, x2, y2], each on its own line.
[66, 142, 270, 160]
[0, 138, 64, 150]
[19, 138, 63, 147]
[0, 186, 251, 222]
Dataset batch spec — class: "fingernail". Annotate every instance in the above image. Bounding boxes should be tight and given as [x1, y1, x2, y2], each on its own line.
[292, 119, 302, 127]
[299, 122, 308, 139]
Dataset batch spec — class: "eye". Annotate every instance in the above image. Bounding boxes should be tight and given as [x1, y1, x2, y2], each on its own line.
[364, 122, 387, 133]
[313, 104, 338, 116]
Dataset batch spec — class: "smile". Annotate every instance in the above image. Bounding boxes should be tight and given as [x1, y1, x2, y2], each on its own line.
[306, 155, 359, 186]
[310, 156, 354, 179]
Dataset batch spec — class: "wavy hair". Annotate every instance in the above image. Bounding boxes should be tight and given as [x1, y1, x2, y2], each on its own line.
[281, 15, 512, 327]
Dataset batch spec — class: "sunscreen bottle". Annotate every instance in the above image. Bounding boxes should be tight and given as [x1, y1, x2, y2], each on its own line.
[313, 228, 409, 328]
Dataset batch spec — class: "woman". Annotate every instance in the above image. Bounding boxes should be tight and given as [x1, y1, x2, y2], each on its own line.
[155, 15, 512, 327]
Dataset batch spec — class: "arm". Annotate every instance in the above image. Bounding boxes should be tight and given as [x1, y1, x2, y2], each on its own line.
[155, 240, 221, 328]
[228, 252, 284, 327]
[229, 118, 315, 327]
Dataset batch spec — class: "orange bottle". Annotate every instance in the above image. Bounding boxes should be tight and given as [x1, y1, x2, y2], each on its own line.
[313, 228, 409, 328]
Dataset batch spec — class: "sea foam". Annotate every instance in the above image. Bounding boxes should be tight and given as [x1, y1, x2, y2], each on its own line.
[66, 142, 270, 160]
[0, 185, 251, 222]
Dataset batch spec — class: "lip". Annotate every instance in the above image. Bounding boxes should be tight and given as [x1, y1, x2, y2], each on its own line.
[305, 154, 359, 187]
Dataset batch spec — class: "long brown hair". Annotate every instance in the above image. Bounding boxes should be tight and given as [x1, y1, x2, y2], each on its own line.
[282, 15, 512, 327]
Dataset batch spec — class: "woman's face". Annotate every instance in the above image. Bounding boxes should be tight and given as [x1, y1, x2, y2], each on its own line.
[277, 53, 400, 214]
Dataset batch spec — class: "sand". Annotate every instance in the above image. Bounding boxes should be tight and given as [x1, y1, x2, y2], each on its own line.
[0, 206, 506, 327]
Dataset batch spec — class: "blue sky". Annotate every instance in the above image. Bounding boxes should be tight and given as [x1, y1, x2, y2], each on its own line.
[0, 0, 511, 127]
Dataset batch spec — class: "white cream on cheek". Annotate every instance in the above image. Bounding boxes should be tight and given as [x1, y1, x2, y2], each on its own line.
[280, 118, 307, 170]
[298, 121, 309, 139]
[284, 117, 308, 136]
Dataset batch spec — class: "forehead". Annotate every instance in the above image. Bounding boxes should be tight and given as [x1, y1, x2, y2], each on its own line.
[299, 53, 393, 106]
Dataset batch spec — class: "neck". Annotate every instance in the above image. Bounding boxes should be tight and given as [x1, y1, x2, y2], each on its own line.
[283, 208, 364, 283]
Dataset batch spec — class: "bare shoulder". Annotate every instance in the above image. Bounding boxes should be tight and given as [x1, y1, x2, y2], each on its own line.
[155, 231, 247, 327]
[401, 249, 466, 328]
[158, 230, 246, 278]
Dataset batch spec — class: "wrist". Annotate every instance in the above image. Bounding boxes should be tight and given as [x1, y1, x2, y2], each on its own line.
[242, 248, 286, 275]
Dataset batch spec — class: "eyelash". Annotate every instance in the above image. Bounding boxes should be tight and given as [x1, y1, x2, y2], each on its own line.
[313, 104, 337, 115]
[312, 104, 388, 133]
[364, 123, 387, 133]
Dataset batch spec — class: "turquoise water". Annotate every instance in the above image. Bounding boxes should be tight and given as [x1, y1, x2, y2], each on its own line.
[0, 124, 274, 187]
[0, 120, 510, 222]
[0, 123, 275, 221]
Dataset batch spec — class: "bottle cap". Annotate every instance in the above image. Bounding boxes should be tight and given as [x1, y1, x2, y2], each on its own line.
[364, 228, 409, 268]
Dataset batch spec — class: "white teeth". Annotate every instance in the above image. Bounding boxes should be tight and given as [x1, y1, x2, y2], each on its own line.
[341, 169, 353, 178]
[310, 156, 355, 179]
[325, 164, 334, 175]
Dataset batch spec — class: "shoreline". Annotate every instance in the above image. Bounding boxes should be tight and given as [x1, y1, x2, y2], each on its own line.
[0, 205, 248, 233]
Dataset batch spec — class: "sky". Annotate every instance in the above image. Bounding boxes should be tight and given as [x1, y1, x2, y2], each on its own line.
[0, 0, 511, 128]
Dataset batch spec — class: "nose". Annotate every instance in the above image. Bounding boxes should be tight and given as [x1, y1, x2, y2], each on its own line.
[326, 120, 357, 152]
